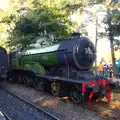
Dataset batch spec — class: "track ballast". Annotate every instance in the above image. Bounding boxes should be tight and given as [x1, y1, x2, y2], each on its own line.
[0, 88, 59, 120]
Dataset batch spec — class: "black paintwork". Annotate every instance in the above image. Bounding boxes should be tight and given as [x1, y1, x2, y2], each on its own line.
[0, 47, 8, 79]
[57, 36, 96, 70]
[36, 73, 104, 84]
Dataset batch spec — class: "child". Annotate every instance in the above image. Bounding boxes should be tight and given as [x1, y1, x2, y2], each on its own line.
[98, 62, 103, 76]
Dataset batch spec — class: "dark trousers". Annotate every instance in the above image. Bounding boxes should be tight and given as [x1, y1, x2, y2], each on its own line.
[118, 67, 120, 73]
[109, 72, 112, 78]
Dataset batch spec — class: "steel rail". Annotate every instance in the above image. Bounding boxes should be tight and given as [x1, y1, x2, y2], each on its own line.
[0, 108, 12, 120]
[2, 87, 60, 120]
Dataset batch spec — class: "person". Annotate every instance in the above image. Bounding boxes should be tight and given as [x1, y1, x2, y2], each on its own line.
[108, 64, 113, 78]
[103, 63, 108, 78]
[116, 59, 120, 74]
[98, 62, 104, 76]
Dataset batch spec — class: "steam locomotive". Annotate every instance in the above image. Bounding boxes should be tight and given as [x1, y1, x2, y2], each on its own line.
[1, 33, 111, 104]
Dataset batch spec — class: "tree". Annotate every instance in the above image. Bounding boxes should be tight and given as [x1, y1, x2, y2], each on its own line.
[90, 0, 120, 76]
[0, 0, 24, 51]
[0, 0, 86, 50]
[66, 0, 120, 76]
[5, 0, 87, 48]
[8, 3, 74, 48]
[103, 1, 120, 76]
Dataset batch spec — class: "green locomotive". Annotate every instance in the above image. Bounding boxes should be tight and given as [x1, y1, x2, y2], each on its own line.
[8, 33, 111, 104]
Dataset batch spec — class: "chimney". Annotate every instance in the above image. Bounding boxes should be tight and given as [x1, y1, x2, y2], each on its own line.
[71, 32, 81, 39]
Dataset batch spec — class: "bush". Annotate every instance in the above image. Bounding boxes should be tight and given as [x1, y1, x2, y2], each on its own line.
[91, 66, 98, 74]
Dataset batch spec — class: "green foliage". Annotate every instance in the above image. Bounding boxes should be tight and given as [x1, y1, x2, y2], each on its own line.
[0, 0, 87, 49]
[110, 10, 120, 50]
[87, 0, 105, 5]
[111, 10, 120, 36]
[0, 0, 98, 50]
[103, 9, 120, 50]
[91, 66, 98, 74]
[7, 0, 75, 48]
[0, 0, 23, 51]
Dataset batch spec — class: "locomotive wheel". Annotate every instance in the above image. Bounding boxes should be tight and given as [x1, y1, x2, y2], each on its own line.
[33, 77, 44, 91]
[8, 75, 17, 83]
[23, 76, 32, 87]
[70, 88, 82, 104]
[17, 75, 23, 84]
[51, 82, 60, 96]
[8, 75, 14, 83]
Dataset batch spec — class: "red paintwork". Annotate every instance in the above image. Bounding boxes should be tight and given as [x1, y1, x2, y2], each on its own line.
[88, 92, 94, 105]
[82, 79, 108, 92]
[82, 79, 111, 104]
[106, 84, 111, 102]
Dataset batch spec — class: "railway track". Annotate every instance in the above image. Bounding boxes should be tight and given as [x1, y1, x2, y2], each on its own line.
[1, 82, 120, 120]
[0, 108, 11, 120]
[0, 88, 59, 120]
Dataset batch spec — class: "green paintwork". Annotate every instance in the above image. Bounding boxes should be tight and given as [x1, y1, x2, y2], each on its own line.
[20, 43, 60, 67]
[11, 59, 19, 69]
[10, 44, 60, 75]
[32, 63, 46, 75]
[21, 52, 58, 67]
[21, 62, 46, 75]
[10, 49, 21, 69]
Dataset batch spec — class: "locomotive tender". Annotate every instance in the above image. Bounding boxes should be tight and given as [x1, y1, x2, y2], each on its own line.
[8, 33, 111, 104]
[0, 46, 8, 80]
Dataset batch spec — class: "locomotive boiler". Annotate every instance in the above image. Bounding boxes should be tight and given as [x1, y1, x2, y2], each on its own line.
[8, 33, 111, 104]
[21, 33, 95, 70]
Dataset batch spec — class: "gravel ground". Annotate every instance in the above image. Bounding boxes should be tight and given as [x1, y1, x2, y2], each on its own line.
[1, 82, 109, 120]
[0, 88, 56, 120]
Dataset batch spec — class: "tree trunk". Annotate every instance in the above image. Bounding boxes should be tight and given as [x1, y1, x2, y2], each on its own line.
[107, 10, 116, 77]
[95, 17, 98, 75]
[110, 39, 116, 77]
